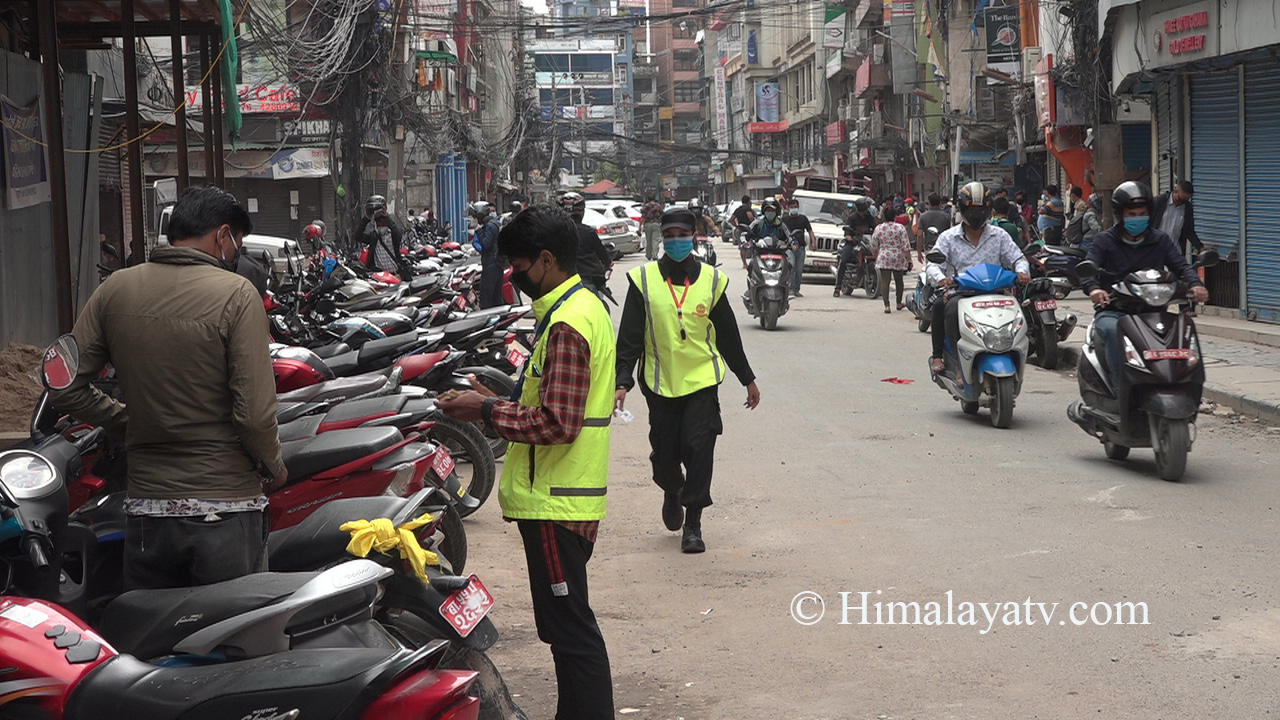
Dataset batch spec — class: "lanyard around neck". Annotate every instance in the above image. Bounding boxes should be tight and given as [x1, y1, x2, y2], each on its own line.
[666, 277, 691, 341]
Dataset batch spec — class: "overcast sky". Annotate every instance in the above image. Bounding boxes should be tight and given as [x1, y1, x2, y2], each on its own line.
[521, 0, 549, 15]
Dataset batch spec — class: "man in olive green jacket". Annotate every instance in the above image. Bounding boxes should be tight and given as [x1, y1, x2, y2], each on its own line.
[51, 186, 285, 590]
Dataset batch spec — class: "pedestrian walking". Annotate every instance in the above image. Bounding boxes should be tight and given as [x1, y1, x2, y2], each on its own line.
[615, 205, 761, 554]
[50, 186, 284, 590]
[437, 204, 617, 720]
[1037, 185, 1066, 245]
[641, 194, 665, 260]
[871, 204, 912, 313]
[781, 197, 816, 297]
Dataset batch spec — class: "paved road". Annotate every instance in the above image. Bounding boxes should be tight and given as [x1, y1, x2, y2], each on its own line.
[473, 249, 1280, 719]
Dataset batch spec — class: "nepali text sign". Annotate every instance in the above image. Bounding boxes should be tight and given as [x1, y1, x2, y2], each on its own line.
[184, 84, 301, 114]
[984, 5, 1021, 75]
[1, 95, 50, 210]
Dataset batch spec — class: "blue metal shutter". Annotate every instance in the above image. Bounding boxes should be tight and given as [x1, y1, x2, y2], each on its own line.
[1189, 73, 1240, 255]
[1244, 62, 1280, 322]
[1121, 123, 1151, 174]
[1155, 82, 1178, 191]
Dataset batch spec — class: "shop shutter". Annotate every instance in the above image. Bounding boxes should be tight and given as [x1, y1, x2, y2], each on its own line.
[1188, 73, 1240, 256]
[1244, 63, 1280, 322]
[1154, 82, 1178, 193]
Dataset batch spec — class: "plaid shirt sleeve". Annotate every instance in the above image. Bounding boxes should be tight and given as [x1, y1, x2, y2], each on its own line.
[489, 323, 593, 446]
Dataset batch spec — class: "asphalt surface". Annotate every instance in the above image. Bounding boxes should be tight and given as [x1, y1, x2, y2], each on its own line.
[471, 248, 1280, 719]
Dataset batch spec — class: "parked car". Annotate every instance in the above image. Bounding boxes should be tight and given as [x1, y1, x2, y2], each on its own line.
[586, 200, 643, 233]
[582, 207, 642, 258]
[157, 205, 306, 278]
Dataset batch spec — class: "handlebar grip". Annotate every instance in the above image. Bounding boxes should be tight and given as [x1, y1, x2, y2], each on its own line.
[24, 537, 50, 572]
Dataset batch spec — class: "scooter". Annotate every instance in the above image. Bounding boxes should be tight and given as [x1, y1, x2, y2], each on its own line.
[1019, 274, 1077, 369]
[904, 270, 941, 333]
[741, 232, 793, 331]
[927, 254, 1029, 429]
[1066, 252, 1219, 481]
[692, 235, 718, 267]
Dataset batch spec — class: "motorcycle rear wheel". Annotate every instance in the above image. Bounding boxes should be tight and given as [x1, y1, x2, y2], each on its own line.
[961, 400, 979, 415]
[458, 367, 513, 459]
[863, 269, 880, 298]
[1104, 441, 1130, 460]
[1037, 330, 1060, 370]
[424, 414, 496, 517]
[1153, 417, 1190, 481]
[437, 502, 468, 575]
[990, 376, 1015, 428]
[917, 317, 931, 333]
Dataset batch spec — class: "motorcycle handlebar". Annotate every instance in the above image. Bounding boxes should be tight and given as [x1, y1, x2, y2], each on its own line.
[24, 537, 50, 572]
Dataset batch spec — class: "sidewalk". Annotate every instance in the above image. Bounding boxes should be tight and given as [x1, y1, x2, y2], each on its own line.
[1057, 299, 1280, 425]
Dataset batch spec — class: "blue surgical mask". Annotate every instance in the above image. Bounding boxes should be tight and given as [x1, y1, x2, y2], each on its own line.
[663, 236, 694, 261]
[1123, 216, 1149, 237]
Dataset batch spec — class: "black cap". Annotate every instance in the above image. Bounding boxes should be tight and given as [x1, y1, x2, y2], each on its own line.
[660, 206, 696, 232]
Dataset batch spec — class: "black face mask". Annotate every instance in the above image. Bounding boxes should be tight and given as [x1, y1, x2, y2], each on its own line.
[962, 206, 991, 229]
[511, 257, 548, 299]
[216, 230, 241, 271]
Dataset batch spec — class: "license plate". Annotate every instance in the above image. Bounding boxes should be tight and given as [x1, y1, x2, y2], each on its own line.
[1143, 349, 1192, 360]
[506, 340, 531, 369]
[432, 445, 456, 480]
[439, 575, 495, 637]
[454, 295, 466, 310]
[1034, 299, 1058, 311]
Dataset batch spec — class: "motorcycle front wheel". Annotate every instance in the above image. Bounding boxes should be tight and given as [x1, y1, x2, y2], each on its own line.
[424, 414, 496, 517]
[863, 268, 880, 298]
[990, 376, 1015, 428]
[917, 317, 931, 333]
[1152, 417, 1190, 481]
[762, 300, 780, 330]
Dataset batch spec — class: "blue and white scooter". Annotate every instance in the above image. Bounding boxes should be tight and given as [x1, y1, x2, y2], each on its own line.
[928, 262, 1029, 428]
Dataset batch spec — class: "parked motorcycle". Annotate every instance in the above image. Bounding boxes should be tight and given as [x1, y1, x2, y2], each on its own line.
[904, 270, 941, 333]
[1066, 251, 1219, 481]
[741, 233, 793, 330]
[927, 254, 1029, 429]
[1019, 275, 1078, 369]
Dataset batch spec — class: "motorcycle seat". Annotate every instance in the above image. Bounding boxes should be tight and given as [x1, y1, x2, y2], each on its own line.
[323, 349, 361, 376]
[267, 494, 419, 572]
[318, 395, 411, 430]
[281, 427, 402, 480]
[358, 334, 422, 365]
[97, 572, 378, 662]
[64, 647, 427, 720]
[276, 401, 325, 425]
[409, 273, 442, 293]
[311, 341, 351, 359]
[278, 415, 324, 442]
[441, 315, 490, 341]
[279, 372, 391, 404]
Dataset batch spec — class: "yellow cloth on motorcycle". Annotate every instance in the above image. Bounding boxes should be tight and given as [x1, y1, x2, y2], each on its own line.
[628, 261, 729, 398]
[501, 275, 615, 522]
[340, 514, 440, 582]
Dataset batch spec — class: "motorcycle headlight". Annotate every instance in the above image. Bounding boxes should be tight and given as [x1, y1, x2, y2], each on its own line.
[1123, 336, 1146, 369]
[1129, 282, 1177, 307]
[0, 451, 59, 500]
[1188, 334, 1201, 367]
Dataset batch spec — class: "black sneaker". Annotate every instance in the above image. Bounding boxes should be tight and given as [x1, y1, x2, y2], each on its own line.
[662, 492, 683, 531]
[681, 524, 706, 553]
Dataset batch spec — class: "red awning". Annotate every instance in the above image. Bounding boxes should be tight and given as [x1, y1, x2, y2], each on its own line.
[580, 179, 619, 194]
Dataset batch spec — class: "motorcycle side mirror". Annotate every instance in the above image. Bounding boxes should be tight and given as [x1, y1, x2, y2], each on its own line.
[1075, 260, 1099, 279]
[40, 334, 80, 390]
[1195, 248, 1220, 269]
[925, 250, 947, 264]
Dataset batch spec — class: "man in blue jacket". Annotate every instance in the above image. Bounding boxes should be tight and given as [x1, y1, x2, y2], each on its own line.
[1081, 181, 1208, 383]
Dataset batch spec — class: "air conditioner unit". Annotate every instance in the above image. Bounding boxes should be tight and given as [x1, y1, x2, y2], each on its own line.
[1022, 46, 1042, 81]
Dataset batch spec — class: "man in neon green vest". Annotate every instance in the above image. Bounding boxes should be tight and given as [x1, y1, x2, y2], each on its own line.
[615, 205, 761, 554]
[438, 205, 616, 719]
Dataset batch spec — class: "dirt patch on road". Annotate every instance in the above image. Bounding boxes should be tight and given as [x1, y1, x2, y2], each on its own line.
[0, 343, 43, 432]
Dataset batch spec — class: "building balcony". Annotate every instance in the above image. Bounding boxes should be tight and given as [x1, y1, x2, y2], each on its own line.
[634, 64, 659, 78]
[855, 59, 890, 97]
[637, 92, 659, 105]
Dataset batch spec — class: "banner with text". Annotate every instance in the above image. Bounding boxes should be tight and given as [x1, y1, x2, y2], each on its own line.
[984, 5, 1022, 75]
[1, 95, 50, 210]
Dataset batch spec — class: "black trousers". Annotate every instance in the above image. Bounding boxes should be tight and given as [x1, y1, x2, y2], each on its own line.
[517, 521, 614, 720]
[479, 260, 504, 308]
[835, 243, 857, 290]
[644, 385, 723, 510]
[124, 510, 268, 590]
[930, 294, 962, 359]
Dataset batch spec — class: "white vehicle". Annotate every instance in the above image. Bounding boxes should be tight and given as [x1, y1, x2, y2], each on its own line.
[157, 205, 305, 278]
[791, 189, 873, 273]
[585, 200, 643, 234]
[582, 207, 642, 258]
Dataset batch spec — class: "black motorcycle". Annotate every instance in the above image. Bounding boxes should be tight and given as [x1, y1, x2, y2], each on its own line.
[742, 232, 793, 330]
[829, 233, 879, 297]
[1018, 274, 1077, 369]
[1067, 251, 1219, 481]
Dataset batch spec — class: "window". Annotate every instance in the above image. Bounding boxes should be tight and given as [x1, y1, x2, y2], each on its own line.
[585, 122, 616, 137]
[534, 54, 569, 72]
[539, 88, 578, 106]
[673, 18, 700, 38]
[674, 81, 701, 103]
[673, 49, 702, 71]
[673, 0, 697, 8]
[570, 54, 613, 73]
[585, 88, 614, 105]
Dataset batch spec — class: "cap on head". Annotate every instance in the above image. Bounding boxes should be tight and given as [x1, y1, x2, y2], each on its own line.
[660, 206, 696, 233]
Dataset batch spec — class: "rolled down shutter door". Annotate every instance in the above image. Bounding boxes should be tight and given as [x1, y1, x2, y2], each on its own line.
[1244, 63, 1280, 322]
[1188, 73, 1240, 256]
[1155, 82, 1177, 193]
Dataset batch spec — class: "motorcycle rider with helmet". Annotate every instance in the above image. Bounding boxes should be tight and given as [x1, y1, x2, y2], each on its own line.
[559, 191, 615, 307]
[356, 194, 406, 276]
[471, 200, 504, 308]
[1081, 181, 1208, 385]
[927, 181, 1031, 375]
[834, 198, 878, 298]
[747, 197, 788, 248]
[688, 197, 720, 237]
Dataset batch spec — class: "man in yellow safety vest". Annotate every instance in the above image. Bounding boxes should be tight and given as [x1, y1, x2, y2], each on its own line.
[615, 205, 761, 554]
[438, 204, 616, 719]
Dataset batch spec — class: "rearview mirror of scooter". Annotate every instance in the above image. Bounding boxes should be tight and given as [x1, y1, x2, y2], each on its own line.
[40, 334, 80, 390]
[1194, 248, 1220, 269]
[1074, 260, 1099, 280]
[925, 250, 947, 265]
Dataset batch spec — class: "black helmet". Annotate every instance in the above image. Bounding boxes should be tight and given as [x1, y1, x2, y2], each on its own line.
[364, 194, 387, 215]
[510, 201, 524, 212]
[688, 197, 703, 210]
[956, 181, 992, 228]
[761, 197, 781, 213]
[854, 197, 872, 212]
[1111, 181, 1153, 216]
[558, 192, 585, 210]
[741, 194, 752, 204]
[660, 206, 697, 233]
[469, 201, 493, 218]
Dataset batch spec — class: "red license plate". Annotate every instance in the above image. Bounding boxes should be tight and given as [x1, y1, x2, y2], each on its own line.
[1143, 349, 1192, 360]
[454, 296, 466, 310]
[440, 575, 495, 637]
[971, 299, 1016, 308]
[506, 340, 530, 369]
[1034, 299, 1058, 311]
[432, 445, 456, 480]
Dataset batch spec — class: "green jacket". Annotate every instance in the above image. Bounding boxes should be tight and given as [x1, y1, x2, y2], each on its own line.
[50, 246, 282, 501]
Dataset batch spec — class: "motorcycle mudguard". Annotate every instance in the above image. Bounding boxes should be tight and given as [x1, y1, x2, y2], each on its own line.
[1038, 309, 1057, 326]
[380, 572, 499, 651]
[764, 286, 786, 301]
[977, 353, 1018, 377]
[1137, 390, 1200, 420]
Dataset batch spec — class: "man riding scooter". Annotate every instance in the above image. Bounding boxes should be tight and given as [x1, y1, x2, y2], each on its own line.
[1080, 181, 1208, 388]
[834, 198, 878, 298]
[927, 181, 1030, 376]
